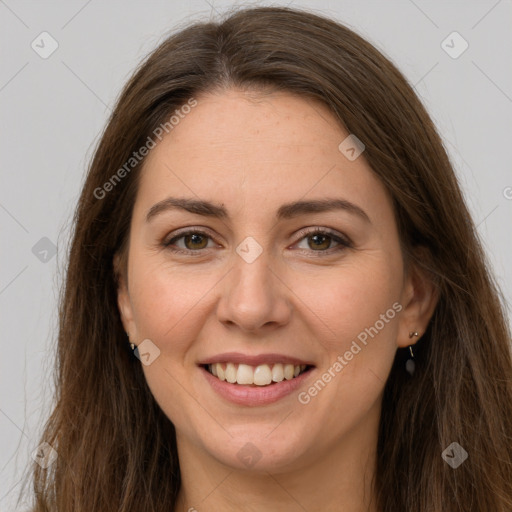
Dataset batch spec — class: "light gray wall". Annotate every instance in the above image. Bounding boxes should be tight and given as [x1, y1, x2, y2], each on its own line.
[1, 1, 510, 509]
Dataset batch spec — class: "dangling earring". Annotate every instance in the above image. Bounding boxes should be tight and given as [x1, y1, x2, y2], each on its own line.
[406, 331, 419, 375]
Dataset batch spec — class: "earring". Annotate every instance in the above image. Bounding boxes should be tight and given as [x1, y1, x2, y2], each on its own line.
[406, 331, 419, 375]
[126, 332, 135, 351]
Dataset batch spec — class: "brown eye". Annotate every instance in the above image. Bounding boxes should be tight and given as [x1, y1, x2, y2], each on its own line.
[182, 233, 209, 250]
[306, 233, 335, 251]
[164, 230, 215, 253]
[294, 228, 352, 255]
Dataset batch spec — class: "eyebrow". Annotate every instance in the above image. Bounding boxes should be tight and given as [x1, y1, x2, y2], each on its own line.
[145, 197, 371, 224]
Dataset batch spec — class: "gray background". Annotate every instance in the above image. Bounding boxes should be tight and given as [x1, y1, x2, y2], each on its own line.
[1, 0, 511, 509]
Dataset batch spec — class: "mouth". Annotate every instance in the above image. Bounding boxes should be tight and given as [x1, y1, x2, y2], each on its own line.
[198, 352, 316, 405]
[202, 362, 313, 387]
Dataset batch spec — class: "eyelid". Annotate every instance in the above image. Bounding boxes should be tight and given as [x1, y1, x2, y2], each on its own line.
[292, 226, 352, 248]
[163, 226, 215, 241]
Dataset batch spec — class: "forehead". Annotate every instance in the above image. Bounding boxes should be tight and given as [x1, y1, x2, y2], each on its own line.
[134, 88, 390, 223]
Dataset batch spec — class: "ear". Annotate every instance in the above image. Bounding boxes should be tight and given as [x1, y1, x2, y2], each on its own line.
[113, 252, 137, 339]
[396, 251, 439, 349]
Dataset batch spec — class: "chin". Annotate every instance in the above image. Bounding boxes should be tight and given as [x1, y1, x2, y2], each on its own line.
[199, 426, 313, 473]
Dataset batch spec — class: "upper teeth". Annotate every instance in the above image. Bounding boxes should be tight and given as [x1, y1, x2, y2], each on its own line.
[208, 363, 307, 386]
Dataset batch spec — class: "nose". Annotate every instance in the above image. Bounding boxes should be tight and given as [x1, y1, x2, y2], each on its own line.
[216, 249, 292, 333]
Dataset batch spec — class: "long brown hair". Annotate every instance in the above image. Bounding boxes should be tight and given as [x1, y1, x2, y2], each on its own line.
[25, 5, 512, 511]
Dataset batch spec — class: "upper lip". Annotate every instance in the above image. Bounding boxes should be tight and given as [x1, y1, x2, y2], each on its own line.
[197, 352, 315, 367]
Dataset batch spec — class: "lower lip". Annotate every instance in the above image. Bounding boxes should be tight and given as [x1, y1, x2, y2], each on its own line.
[200, 366, 314, 406]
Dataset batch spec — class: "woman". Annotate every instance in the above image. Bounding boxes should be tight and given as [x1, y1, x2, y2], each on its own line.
[28, 5, 512, 511]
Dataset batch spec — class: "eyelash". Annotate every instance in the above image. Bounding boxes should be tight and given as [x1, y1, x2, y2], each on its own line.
[162, 227, 352, 257]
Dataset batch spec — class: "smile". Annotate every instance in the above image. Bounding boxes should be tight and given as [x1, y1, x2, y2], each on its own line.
[205, 362, 310, 386]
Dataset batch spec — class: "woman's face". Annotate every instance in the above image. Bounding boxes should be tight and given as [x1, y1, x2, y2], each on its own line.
[117, 88, 426, 473]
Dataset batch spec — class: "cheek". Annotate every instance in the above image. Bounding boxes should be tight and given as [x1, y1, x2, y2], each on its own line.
[128, 252, 215, 343]
[292, 257, 403, 352]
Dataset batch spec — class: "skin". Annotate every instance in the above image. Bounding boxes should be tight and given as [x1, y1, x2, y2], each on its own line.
[116, 88, 438, 511]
